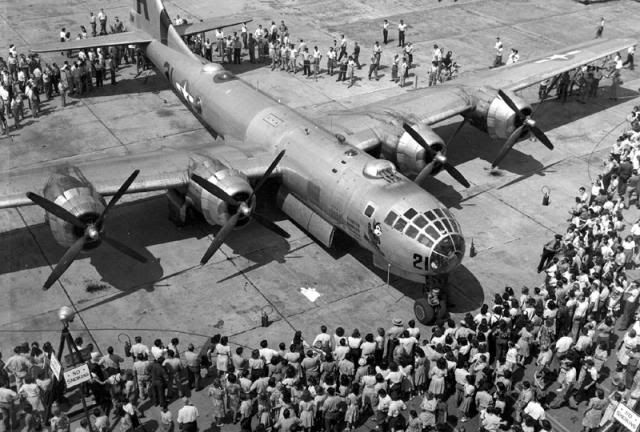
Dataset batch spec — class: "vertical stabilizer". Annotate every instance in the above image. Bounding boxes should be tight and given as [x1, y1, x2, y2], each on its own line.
[130, 0, 198, 59]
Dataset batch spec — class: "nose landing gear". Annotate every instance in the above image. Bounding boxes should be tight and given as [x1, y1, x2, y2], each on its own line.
[413, 274, 449, 325]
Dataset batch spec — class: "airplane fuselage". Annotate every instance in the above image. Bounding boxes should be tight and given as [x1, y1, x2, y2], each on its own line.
[145, 41, 465, 282]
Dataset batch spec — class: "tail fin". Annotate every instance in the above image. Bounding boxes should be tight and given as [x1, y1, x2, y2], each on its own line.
[130, 0, 196, 58]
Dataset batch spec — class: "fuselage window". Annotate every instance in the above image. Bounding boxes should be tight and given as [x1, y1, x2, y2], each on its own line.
[393, 217, 408, 232]
[384, 211, 399, 226]
[364, 205, 375, 217]
[434, 220, 445, 233]
[405, 225, 419, 239]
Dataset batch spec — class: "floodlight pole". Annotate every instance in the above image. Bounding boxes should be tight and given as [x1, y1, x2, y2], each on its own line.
[62, 323, 95, 432]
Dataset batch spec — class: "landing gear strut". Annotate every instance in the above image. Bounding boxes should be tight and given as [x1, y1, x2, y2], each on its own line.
[413, 274, 449, 325]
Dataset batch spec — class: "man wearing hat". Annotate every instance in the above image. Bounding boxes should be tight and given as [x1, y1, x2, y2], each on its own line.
[386, 319, 405, 361]
[537, 234, 563, 273]
[177, 398, 199, 432]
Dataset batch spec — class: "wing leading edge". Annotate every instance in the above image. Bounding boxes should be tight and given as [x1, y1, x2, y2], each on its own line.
[30, 31, 153, 53]
[174, 18, 253, 37]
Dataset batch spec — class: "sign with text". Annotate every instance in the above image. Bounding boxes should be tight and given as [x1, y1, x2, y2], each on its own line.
[614, 403, 640, 432]
[63, 364, 91, 387]
[49, 355, 62, 380]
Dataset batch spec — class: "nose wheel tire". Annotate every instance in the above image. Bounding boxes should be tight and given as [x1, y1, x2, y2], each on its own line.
[414, 298, 435, 325]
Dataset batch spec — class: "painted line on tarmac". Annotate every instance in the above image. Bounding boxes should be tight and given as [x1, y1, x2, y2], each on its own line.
[546, 411, 573, 432]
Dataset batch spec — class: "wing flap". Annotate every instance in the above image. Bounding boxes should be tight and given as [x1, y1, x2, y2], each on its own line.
[174, 18, 252, 37]
[30, 31, 153, 53]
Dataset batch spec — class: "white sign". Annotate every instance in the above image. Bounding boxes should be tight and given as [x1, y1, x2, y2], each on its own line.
[614, 403, 640, 432]
[63, 364, 91, 388]
[49, 355, 62, 380]
[300, 287, 320, 302]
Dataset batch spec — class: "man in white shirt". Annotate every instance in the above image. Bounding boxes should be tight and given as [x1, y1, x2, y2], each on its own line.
[523, 399, 545, 421]
[258, 340, 279, 363]
[623, 45, 635, 70]
[382, 19, 389, 45]
[131, 336, 150, 359]
[177, 398, 199, 432]
[493, 37, 503, 68]
[312, 325, 332, 353]
[397, 20, 407, 47]
[97, 9, 107, 35]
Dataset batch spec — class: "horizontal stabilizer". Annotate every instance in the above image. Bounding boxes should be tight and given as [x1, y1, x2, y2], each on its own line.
[174, 17, 252, 37]
[30, 31, 153, 53]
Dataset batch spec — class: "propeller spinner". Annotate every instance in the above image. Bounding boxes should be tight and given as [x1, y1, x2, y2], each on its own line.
[402, 123, 470, 188]
[492, 90, 554, 168]
[27, 170, 147, 290]
[191, 150, 290, 265]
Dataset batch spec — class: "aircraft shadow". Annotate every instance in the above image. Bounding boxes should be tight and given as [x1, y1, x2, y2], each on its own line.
[331, 230, 485, 314]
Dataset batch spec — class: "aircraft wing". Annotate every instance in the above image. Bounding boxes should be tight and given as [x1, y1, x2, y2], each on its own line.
[174, 18, 252, 37]
[0, 144, 277, 209]
[29, 31, 153, 53]
[456, 37, 636, 92]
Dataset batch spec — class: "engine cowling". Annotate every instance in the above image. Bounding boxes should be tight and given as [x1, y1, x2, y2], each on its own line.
[186, 154, 255, 227]
[466, 87, 532, 139]
[379, 123, 445, 177]
[43, 166, 106, 249]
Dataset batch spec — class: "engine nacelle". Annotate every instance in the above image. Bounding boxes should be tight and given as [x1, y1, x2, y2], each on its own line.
[465, 87, 532, 139]
[186, 154, 255, 227]
[43, 166, 106, 249]
[380, 123, 445, 177]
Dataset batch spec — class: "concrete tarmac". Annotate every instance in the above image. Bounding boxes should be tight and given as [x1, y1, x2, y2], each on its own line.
[0, 0, 639, 430]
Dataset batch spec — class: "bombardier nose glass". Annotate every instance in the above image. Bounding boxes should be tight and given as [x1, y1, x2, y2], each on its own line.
[431, 234, 465, 271]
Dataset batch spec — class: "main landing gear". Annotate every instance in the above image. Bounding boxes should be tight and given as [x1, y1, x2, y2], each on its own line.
[413, 274, 449, 325]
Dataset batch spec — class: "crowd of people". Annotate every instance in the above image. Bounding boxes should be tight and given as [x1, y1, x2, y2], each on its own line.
[181, 19, 460, 89]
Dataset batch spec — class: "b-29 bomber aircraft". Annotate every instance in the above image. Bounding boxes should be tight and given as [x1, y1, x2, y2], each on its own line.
[0, 0, 634, 323]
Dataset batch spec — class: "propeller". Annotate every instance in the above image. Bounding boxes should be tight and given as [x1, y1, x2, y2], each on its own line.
[492, 90, 554, 169]
[191, 150, 289, 265]
[27, 170, 147, 290]
[402, 123, 470, 188]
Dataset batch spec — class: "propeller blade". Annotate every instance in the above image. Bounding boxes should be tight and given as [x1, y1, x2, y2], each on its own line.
[96, 170, 140, 228]
[529, 125, 554, 150]
[252, 213, 290, 238]
[443, 163, 471, 188]
[402, 123, 434, 153]
[43, 236, 86, 290]
[201, 212, 241, 265]
[251, 150, 286, 199]
[26, 192, 86, 230]
[100, 170, 140, 219]
[414, 161, 438, 186]
[445, 118, 468, 148]
[492, 124, 526, 168]
[497, 89, 525, 122]
[191, 174, 240, 207]
[102, 235, 148, 263]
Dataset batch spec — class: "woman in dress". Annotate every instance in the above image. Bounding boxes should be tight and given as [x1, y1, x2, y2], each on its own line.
[583, 389, 607, 432]
[458, 375, 476, 423]
[413, 350, 427, 395]
[298, 390, 315, 432]
[428, 357, 447, 398]
[225, 373, 241, 423]
[344, 385, 360, 431]
[19, 376, 44, 415]
[360, 366, 377, 415]
[419, 392, 437, 429]
[215, 336, 231, 377]
[207, 378, 227, 426]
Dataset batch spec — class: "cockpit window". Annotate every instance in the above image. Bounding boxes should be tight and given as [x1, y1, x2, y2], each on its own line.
[405, 225, 419, 239]
[364, 204, 375, 217]
[403, 208, 417, 219]
[414, 215, 428, 228]
[384, 211, 398, 226]
[434, 221, 445, 233]
[425, 225, 439, 240]
[441, 218, 452, 232]
[418, 234, 434, 248]
[433, 208, 445, 219]
[424, 211, 437, 221]
[393, 217, 408, 232]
